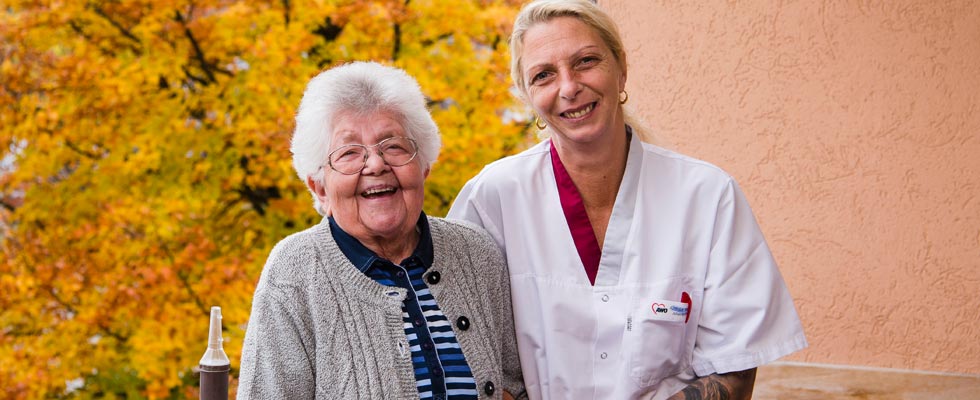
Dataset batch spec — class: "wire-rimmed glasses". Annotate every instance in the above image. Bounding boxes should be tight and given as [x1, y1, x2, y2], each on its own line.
[325, 136, 419, 175]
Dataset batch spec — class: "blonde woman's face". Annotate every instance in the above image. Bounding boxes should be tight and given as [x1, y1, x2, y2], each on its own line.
[520, 17, 626, 145]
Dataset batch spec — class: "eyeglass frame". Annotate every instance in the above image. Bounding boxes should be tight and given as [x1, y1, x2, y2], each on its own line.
[323, 136, 420, 175]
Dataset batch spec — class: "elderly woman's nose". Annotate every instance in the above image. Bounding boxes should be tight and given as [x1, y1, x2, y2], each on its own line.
[361, 150, 389, 174]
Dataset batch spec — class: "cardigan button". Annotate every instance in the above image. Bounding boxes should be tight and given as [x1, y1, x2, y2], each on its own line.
[456, 316, 470, 331]
[426, 271, 441, 284]
[484, 381, 495, 396]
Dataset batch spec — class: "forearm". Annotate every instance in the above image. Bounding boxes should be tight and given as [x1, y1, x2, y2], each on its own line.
[667, 368, 757, 400]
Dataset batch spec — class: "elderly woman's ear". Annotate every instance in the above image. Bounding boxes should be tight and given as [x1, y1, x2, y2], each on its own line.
[306, 176, 331, 217]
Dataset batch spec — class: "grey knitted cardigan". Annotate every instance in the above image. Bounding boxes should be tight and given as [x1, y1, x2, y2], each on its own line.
[237, 216, 526, 399]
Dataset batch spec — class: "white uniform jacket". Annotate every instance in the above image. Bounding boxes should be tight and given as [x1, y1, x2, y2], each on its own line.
[447, 132, 807, 400]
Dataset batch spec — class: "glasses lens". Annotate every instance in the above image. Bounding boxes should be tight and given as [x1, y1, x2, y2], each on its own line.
[379, 137, 418, 166]
[326, 137, 419, 174]
[329, 145, 367, 174]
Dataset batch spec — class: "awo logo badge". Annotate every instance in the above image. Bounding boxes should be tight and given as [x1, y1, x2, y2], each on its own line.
[645, 296, 690, 323]
[651, 303, 669, 315]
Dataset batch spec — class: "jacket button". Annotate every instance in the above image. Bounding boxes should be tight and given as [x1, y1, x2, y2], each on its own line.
[426, 271, 441, 284]
[484, 381, 495, 396]
[456, 316, 470, 331]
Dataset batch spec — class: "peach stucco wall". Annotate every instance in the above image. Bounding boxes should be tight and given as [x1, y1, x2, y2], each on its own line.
[602, 1, 980, 374]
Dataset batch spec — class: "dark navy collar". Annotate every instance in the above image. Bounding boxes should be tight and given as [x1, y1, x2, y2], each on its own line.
[328, 212, 433, 273]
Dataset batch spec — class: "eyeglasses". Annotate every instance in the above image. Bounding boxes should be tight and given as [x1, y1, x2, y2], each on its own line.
[325, 136, 419, 175]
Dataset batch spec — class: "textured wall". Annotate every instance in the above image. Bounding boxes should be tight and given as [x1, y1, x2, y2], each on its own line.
[602, 0, 980, 374]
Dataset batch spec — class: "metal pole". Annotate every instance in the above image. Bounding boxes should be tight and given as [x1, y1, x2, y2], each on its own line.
[199, 306, 230, 400]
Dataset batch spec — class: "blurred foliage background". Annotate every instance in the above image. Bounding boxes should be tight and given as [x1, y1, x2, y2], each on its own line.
[0, 0, 532, 397]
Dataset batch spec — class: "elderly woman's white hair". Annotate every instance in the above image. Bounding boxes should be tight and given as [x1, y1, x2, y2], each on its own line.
[291, 61, 441, 215]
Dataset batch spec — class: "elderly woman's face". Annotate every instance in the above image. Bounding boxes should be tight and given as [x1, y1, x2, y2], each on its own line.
[521, 16, 626, 144]
[314, 110, 428, 241]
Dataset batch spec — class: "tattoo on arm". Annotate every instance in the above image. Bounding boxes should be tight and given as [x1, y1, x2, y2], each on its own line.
[673, 368, 757, 400]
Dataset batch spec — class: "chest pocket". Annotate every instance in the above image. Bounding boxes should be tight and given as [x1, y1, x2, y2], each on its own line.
[624, 276, 698, 388]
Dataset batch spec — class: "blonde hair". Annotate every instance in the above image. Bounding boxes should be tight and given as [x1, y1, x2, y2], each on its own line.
[509, 0, 660, 144]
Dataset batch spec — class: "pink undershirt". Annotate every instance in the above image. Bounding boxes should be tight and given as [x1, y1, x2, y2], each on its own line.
[550, 141, 602, 286]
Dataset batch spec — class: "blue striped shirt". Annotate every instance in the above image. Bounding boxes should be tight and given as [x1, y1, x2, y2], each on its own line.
[329, 215, 478, 400]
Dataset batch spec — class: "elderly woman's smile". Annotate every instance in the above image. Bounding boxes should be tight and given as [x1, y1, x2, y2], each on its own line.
[361, 185, 397, 197]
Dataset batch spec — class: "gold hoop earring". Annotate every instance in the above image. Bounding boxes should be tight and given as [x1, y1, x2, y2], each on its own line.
[619, 90, 629, 105]
[535, 117, 547, 130]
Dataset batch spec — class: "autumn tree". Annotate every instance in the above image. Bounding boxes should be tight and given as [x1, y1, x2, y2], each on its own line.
[0, 0, 530, 398]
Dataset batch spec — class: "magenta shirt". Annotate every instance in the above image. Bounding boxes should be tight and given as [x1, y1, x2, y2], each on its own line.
[549, 141, 601, 285]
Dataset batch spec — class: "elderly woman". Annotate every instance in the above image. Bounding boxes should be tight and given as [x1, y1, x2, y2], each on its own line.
[448, 1, 807, 399]
[237, 62, 524, 400]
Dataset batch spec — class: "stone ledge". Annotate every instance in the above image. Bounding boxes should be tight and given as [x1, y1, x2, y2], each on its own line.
[753, 361, 980, 400]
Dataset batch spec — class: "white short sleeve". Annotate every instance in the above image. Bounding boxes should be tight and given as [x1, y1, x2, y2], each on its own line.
[691, 179, 808, 376]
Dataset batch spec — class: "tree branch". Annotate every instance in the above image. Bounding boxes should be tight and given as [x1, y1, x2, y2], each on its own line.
[181, 65, 211, 87]
[392, 22, 401, 61]
[178, 269, 210, 319]
[391, 0, 411, 61]
[1, 198, 15, 212]
[68, 20, 116, 57]
[174, 10, 217, 84]
[64, 140, 102, 160]
[89, 5, 143, 53]
[44, 282, 127, 344]
[313, 17, 343, 42]
[97, 322, 128, 342]
[162, 246, 210, 319]
[420, 32, 453, 48]
[281, 0, 291, 25]
[234, 184, 281, 216]
[233, 155, 282, 216]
